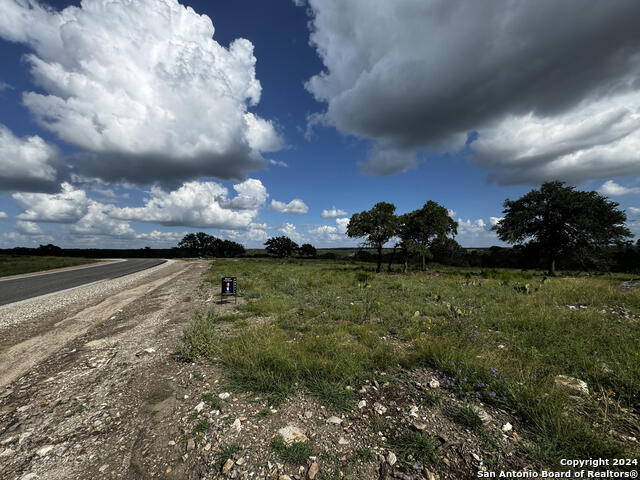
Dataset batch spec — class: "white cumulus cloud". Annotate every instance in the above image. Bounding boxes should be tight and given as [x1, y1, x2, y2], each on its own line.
[278, 222, 306, 244]
[113, 179, 268, 229]
[270, 199, 309, 214]
[0, 0, 282, 185]
[599, 180, 640, 196]
[13, 182, 90, 223]
[321, 208, 347, 219]
[16, 220, 44, 235]
[0, 211, 7, 219]
[0, 124, 58, 191]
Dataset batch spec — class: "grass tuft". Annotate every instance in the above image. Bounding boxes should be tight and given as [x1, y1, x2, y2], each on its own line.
[270, 436, 314, 464]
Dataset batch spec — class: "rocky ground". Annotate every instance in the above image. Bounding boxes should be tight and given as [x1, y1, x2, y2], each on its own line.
[0, 260, 538, 480]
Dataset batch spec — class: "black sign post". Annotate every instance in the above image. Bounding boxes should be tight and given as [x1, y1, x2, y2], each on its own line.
[221, 277, 237, 304]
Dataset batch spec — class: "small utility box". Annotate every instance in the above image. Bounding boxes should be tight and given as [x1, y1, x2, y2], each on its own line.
[221, 276, 237, 304]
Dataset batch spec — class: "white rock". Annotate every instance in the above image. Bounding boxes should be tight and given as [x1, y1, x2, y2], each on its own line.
[409, 406, 419, 418]
[222, 458, 234, 474]
[277, 425, 307, 444]
[232, 418, 242, 431]
[36, 445, 54, 457]
[554, 375, 589, 395]
[501, 422, 513, 433]
[99, 464, 109, 473]
[0, 448, 14, 457]
[387, 451, 397, 466]
[144, 347, 155, 354]
[358, 400, 366, 409]
[326, 416, 342, 425]
[374, 402, 387, 415]
[194, 401, 205, 412]
[338, 437, 349, 445]
[219, 392, 231, 399]
[0, 436, 17, 445]
[428, 379, 440, 389]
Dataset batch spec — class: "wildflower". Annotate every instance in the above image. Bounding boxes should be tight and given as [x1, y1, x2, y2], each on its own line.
[490, 392, 496, 397]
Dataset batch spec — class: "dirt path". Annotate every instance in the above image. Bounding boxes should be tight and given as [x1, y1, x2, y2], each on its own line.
[0, 260, 212, 480]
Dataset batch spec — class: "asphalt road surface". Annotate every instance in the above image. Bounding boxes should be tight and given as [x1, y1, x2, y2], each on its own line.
[0, 259, 166, 306]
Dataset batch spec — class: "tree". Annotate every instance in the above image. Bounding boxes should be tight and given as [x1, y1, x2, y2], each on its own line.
[492, 181, 632, 276]
[347, 202, 398, 273]
[298, 243, 317, 257]
[397, 201, 457, 272]
[177, 233, 245, 257]
[265, 236, 299, 258]
[177, 232, 216, 256]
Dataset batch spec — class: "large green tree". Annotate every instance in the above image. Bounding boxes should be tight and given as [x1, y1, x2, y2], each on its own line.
[397, 201, 457, 272]
[265, 236, 299, 258]
[492, 181, 632, 275]
[347, 202, 398, 273]
[177, 233, 244, 257]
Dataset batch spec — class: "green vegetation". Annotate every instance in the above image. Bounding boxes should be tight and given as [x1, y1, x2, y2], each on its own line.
[270, 436, 314, 464]
[214, 442, 241, 471]
[446, 403, 484, 431]
[180, 258, 640, 467]
[0, 255, 96, 277]
[390, 430, 438, 466]
[201, 392, 222, 410]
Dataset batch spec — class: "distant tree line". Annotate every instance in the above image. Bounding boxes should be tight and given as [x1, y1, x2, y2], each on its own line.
[2, 182, 637, 273]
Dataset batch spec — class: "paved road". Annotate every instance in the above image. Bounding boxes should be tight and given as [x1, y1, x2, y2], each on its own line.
[0, 259, 166, 306]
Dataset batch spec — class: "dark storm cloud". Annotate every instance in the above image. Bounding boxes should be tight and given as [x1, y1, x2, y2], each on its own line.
[305, 0, 640, 181]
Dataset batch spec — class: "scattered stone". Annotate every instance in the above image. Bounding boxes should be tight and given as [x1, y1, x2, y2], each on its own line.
[502, 422, 513, 433]
[428, 379, 440, 389]
[472, 452, 481, 462]
[222, 458, 234, 475]
[0, 448, 14, 457]
[279, 475, 292, 480]
[219, 392, 231, 399]
[304, 411, 313, 419]
[194, 401, 205, 412]
[278, 425, 307, 444]
[326, 416, 343, 425]
[358, 400, 366, 409]
[387, 451, 397, 466]
[166, 466, 172, 473]
[554, 375, 589, 395]
[307, 462, 319, 479]
[187, 438, 195, 451]
[99, 464, 109, 473]
[424, 468, 436, 480]
[236, 457, 245, 465]
[374, 403, 387, 415]
[408, 406, 419, 418]
[168, 440, 176, 446]
[204, 443, 211, 451]
[36, 445, 54, 457]
[1, 436, 17, 445]
[412, 421, 427, 431]
[471, 406, 492, 424]
[338, 437, 349, 445]
[232, 418, 242, 431]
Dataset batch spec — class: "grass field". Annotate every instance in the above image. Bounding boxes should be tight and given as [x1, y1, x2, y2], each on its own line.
[180, 258, 640, 468]
[0, 255, 96, 277]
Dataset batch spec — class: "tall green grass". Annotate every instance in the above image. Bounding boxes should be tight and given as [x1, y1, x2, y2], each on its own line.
[180, 258, 639, 466]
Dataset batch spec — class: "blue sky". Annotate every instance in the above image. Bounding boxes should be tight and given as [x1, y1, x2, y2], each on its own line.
[1, 0, 640, 249]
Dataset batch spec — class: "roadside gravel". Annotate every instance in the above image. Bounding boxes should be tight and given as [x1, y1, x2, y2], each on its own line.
[0, 260, 174, 329]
